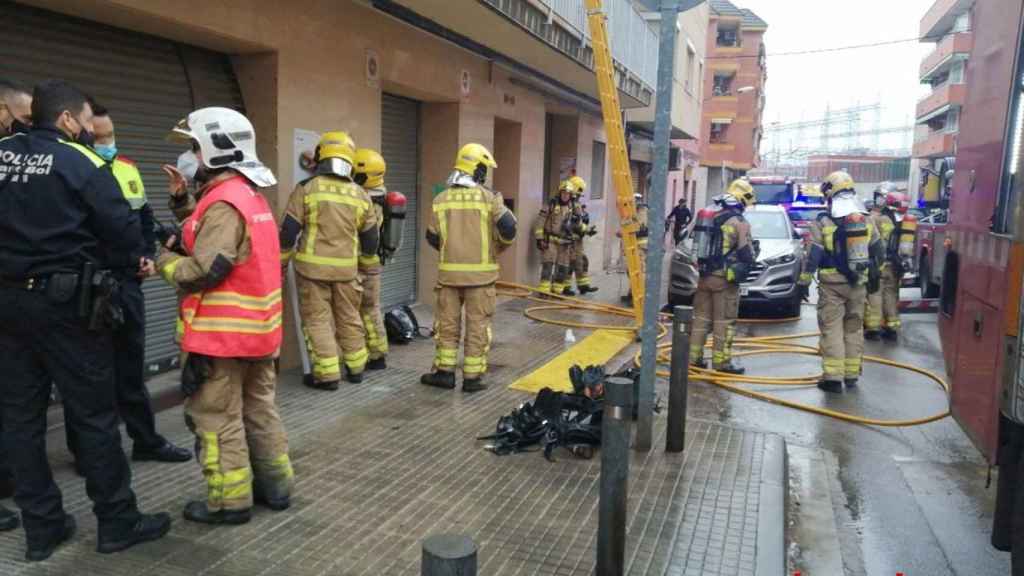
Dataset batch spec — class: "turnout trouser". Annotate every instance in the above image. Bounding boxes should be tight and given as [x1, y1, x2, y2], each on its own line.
[297, 275, 368, 382]
[359, 272, 388, 360]
[689, 275, 740, 369]
[865, 266, 899, 331]
[818, 281, 867, 381]
[185, 357, 292, 511]
[0, 287, 141, 546]
[538, 241, 557, 293]
[432, 284, 497, 379]
[572, 240, 591, 289]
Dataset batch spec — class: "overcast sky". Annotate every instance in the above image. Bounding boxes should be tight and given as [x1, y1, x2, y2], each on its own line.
[728, 0, 935, 158]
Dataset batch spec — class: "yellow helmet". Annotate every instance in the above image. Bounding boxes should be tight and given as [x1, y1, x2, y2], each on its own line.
[569, 175, 587, 195]
[353, 148, 386, 189]
[454, 142, 497, 182]
[727, 179, 756, 208]
[558, 179, 576, 194]
[821, 170, 855, 198]
[316, 131, 356, 165]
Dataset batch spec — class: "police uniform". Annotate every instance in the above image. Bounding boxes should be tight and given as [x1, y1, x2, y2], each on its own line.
[422, 143, 516, 392]
[689, 196, 755, 373]
[64, 155, 189, 464]
[0, 126, 167, 552]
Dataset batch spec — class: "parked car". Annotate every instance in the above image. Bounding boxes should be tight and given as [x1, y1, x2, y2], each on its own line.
[667, 205, 804, 317]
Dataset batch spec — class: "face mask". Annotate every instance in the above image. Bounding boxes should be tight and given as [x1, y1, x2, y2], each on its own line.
[94, 142, 117, 161]
[75, 129, 95, 148]
[176, 150, 200, 184]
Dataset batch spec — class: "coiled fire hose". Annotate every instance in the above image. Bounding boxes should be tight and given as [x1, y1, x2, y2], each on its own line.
[495, 281, 950, 427]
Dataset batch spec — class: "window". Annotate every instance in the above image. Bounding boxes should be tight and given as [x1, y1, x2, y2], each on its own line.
[591, 141, 606, 200]
[945, 108, 960, 133]
[698, 62, 704, 100]
[712, 72, 735, 96]
[953, 11, 970, 33]
[716, 23, 740, 47]
[996, 35, 1024, 234]
[950, 61, 965, 84]
[710, 122, 730, 144]
[685, 47, 696, 93]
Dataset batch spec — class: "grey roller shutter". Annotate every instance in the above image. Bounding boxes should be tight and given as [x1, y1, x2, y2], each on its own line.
[380, 94, 420, 308]
[0, 1, 245, 375]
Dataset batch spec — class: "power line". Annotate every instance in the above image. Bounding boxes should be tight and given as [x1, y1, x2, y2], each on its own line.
[706, 28, 970, 59]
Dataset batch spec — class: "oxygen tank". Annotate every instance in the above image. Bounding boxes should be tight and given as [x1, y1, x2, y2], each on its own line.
[845, 212, 870, 273]
[898, 213, 917, 259]
[382, 190, 407, 257]
[693, 206, 719, 265]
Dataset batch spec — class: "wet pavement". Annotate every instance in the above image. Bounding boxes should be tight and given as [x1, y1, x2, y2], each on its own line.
[687, 287, 1010, 575]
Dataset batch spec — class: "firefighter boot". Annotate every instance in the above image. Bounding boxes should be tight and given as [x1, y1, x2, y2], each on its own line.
[366, 357, 387, 371]
[306, 378, 339, 392]
[253, 478, 291, 511]
[183, 501, 251, 525]
[0, 505, 18, 532]
[562, 287, 577, 297]
[690, 358, 708, 370]
[345, 366, 364, 384]
[881, 328, 899, 341]
[844, 378, 858, 389]
[462, 377, 488, 393]
[817, 380, 843, 393]
[715, 362, 745, 375]
[420, 370, 456, 390]
[578, 285, 599, 294]
[864, 330, 881, 341]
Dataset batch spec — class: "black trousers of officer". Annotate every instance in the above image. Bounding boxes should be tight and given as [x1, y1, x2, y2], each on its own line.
[65, 278, 162, 455]
[0, 287, 140, 541]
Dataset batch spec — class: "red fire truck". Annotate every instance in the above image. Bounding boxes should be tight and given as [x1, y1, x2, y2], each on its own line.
[939, 0, 1024, 559]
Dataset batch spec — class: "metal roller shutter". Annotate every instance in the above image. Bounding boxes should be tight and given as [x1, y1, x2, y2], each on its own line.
[380, 94, 420, 308]
[0, 1, 245, 375]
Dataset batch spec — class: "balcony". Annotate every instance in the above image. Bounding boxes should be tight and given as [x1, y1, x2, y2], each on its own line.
[913, 131, 956, 159]
[916, 83, 966, 121]
[920, 0, 973, 40]
[920, 32, 972, 82]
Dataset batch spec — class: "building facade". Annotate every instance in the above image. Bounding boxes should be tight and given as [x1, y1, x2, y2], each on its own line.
[807, 154, 912, 200]
[5, 0, 660, 371]
[911, 0, 973, 204]
[698, 0, 767, 199]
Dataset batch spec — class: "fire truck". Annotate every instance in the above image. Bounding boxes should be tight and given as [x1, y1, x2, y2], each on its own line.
[938, 0, 1024, 558]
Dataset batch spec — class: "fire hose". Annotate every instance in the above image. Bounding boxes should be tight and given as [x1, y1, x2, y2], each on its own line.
[495, 281, 950, 428]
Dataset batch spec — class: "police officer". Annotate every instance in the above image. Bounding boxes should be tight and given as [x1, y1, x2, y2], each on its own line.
[0, 78, 31, 137]
[421, 143, 517, 392]
[63, 104, 191, 467]
[352, 148, 391, 370]
[158, 107, 293, 524]
[534, 180, 576, 295]
[665, 197, 693, 245]
[567, 175, 598, 295]
[800, 171, 883, 393]
[688, 180, 757, 374]
[865, 184, 911, 341]
[280, 132, 379, 389]
[0, 80, 171, 560]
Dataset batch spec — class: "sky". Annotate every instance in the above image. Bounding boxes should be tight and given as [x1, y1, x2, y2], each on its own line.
[730, 0, 936, 159]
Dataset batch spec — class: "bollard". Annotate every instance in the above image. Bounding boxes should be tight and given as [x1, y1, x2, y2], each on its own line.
[597, 376, 633, 576]
[666, 305, 692, 453]
[422, 534, 477, 576]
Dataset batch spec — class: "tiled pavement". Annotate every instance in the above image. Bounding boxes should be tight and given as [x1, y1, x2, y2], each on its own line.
[0, 271, 785, 576]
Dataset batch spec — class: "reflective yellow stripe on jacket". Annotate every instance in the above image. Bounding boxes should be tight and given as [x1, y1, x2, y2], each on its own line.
[434, 196, 499, 273]
[297, 181, 369, 269]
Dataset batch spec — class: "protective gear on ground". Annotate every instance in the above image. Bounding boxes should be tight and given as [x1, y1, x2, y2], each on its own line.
[424, 172, 515, 383]
[726, 179, 756, 209]
[170, 107, 276, 188]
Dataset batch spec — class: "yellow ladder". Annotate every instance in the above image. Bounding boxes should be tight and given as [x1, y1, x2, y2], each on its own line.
[585, 0, 645, 324]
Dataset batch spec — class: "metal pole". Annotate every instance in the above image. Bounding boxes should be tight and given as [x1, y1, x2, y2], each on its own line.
[636, 0, 682, 452]
[667, 305, 692, 453]
[422, 534, 477, 576]
[598, 376, 634, 576]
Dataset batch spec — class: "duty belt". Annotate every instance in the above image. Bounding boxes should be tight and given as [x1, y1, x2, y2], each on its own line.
[0, 276, 52, 292]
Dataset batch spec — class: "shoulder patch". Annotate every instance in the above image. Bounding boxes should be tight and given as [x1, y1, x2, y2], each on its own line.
[116, 156, 136, 166]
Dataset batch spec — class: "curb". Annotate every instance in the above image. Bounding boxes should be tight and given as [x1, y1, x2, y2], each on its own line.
[756, 433, 788, 576]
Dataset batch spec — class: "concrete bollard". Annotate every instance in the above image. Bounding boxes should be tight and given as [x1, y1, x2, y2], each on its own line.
[598, 376, 634, 576]
[667, 305, 693, 453]
[422, 534, 477, 576]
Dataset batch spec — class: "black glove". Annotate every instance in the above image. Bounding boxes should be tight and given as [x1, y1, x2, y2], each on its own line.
[181, 353, 212, 397]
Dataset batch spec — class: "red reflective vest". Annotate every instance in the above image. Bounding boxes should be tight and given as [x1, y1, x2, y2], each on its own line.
[180, 175, 283, 358]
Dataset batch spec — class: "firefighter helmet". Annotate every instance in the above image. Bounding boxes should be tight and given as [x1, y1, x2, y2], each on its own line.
[822, 171, 856, 198]
[886, 191, 910, 214]
[727, 179, 756, 209]
[454, 143, 497, 183]
[169, 107, 276, 188]
[569, 175, 587, 195]
[315, 131, 356, 164]
[354, 148, 386, 189]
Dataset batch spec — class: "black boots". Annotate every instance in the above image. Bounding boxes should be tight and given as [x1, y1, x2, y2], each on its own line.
[0, 505, 18, 532]
[420, 371, 456, 390]
[578, 285, 599, 294]
[844, 378, 859, 389]
[132, 441, 192, 463]
[366, 357, 387, 371]
[306, 379, 339, 391]
[881, 328, 899, 341]
[864, 330, 881, 341]
[462, 378, 488, 393]
[26, 514, 74, 562]
[714, 362, 746, 375]
[817, 380, 843, 393]
[562, 287, 577, 297]
[183, 502, 251, 525]
[97, 512, 172, 554]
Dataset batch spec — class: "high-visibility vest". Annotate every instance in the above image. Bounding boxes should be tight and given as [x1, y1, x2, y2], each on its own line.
[180, 175, 283, 358]
[111, 157, 147, 210]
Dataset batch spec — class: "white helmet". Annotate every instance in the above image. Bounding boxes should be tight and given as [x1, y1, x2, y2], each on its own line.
[830, 190, 867, 219]
[171, 107, 276, 188]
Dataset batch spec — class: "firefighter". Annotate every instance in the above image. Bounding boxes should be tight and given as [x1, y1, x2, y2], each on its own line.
[280, 132, 378, 388]
[865, 185, 913, 341]
[617, 193, 651, 303]
[533, 180, 577, 295]
[567, 175, 598, 294]
[157, 107, 293, 524]
[688, 180, 757, 374]
[799, 170, 883, 393]
[421, 143, 517, 392]
[352, 148, 390, 370]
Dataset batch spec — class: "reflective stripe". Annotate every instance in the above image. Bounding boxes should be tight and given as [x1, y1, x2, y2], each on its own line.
[363, 313, 387, 353]
[822, 357, 844, 377]
[201, 289, 282, 311]
[433, 200, 492, 212]
[302, 186, 366, 267]
[59, 140, 104, 167]
[343, 347, 369, 371]
[280, 250, 294, 263]
[434, 193, 497, 274]
[359, 254, 381, 267]
[435, 347, 458, 368]
[267, 454, 294, 480]
[576, 276, 590, 287]
[313, 356, 340, 380]
[439, 262, 499, 272]
[221, 467, 253, 501]
[537, 281, 552, 293]
[160, 257, 181, 285]
[295, 252, 359, 267]
[844, 358, 862, 375]
[479, 209, 490, 264]
[190, 312, 283, 335]
[111, 159, 147, 210]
